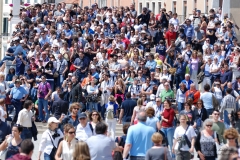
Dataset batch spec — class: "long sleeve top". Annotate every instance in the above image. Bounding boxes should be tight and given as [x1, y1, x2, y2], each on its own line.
[161, 108, 175, 128]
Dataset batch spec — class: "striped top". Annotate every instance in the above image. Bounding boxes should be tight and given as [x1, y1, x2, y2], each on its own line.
[220, 94, 236, 113]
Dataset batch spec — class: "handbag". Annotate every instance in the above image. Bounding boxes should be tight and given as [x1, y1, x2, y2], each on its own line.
[169, 68, 176, 75]
[54, 61, 63, 78]
[47, 132, 57, 159]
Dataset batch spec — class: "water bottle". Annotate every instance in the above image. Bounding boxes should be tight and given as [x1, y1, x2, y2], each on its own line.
[7, 134, 13, 144]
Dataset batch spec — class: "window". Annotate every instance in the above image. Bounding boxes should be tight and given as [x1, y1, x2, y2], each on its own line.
[27, 0, 30, 3]
[34, 0, 38, 3]
[5, 0, 8, 4]
[152, 2, 155, 14]
[5, 0, 12, 4]
[48, 0, 55, 3]
[158, 2, 161, 11]
[205, 0, 209, 14]
[173, 2, 176, 13]
[3, 18, 9, 36]
[146, 2, 149, 9]
[194, 0, 197, 9]
[183, 1, 187, 19]
[139, 3, 142, 13]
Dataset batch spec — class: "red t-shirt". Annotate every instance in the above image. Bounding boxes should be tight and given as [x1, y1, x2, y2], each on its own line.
[161, 108, 175, 128]
[165, 30, 177, 47]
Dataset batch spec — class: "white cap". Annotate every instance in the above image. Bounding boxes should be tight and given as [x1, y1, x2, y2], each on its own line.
[68, 73, 73, 76]
[13, 37, 20, 41]
[20, 40, 24, 43]
[150, 94, 155, 100]
[90, 65, 96, 69]
[145, 52, 150, 56]
[140, 30, 146, 34]
[44, 28, 48, 31]
[48, 117, 60, 124]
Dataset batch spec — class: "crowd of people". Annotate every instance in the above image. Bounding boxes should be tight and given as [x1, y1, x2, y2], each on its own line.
[0, 1, 240, 160]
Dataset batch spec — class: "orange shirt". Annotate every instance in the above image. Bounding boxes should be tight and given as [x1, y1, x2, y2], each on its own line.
[81, 76, 93, 88]
[185, 90, 200, 104]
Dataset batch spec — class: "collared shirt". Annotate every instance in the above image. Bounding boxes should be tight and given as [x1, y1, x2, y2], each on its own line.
[16, 108, 33, 127]
[10, 86, 27, 100]
[125, 122, 155, 156]
[145, 60, 157, 72]
[13, 44, 24, 56]
[200, 92, 214, 110]
[183, 24, 194, 38]
[76, 122, 93, 141]
[160, 89, 174, 101]
[57, 59, 68, 74]
[220, 94, 236, 113]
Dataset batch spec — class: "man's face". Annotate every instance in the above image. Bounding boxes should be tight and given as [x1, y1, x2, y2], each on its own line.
[41, 76, 46, 82]
[71, 77, 77, 83]
[212, 111, 220, 120]
[185, 76, 190, 81]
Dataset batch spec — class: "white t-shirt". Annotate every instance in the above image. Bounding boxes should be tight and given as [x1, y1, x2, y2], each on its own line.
[214, 87, 223, 99]
[0, 106, 6, 121]
[173, 125, 196, 151]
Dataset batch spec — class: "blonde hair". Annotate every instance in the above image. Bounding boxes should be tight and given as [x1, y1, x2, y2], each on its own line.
[63, 124, 75, 142]
[151, 132, 163, 144]
[0, 99, 5, 105]
[73, 141, 91, 160]
[108, 95, 115, 102]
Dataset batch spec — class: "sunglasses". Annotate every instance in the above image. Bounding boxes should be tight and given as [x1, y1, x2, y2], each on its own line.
[68, 132, 75, 134]
[73, 108, 79, 110]
[92, 114, 99, 116]
[79, 118, 86, 120]
[206, 125, 212, 127]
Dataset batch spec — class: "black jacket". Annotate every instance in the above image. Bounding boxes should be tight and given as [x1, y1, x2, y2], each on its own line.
[31, 121, 38, 141]
[52, 99, 69, 119]
[194, 107, 208, 123]
[70, 82, 82, 103]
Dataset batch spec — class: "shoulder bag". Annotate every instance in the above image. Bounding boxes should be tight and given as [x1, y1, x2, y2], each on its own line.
[54, 61, 63, 78]
[47, 132, 57, 159]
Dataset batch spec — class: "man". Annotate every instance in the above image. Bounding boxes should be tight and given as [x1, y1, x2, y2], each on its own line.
[74, 51, 89, 82]
[128, 78, 141, 101]
[57, 54, 68, 86]
[119, 92, 137, 125]
[220, 88, 236, 128]
[212, 109, 226, 144]
[185, 83, 200, 105]
[76, 113, 94, 141]
[9, 79, 28, 122]
[137, 7, 150, 26]
[123, 111, 155, 159]
[52, 92, 69, 119]
[141, 77, 153, 100]
[145, 54, 157, 72]
[0, 119, 11, 145]
[146, 94, 157, 109]
[193, 26, 205, 52]
[7, 139, 34, 160]
[87, 122, 119, 160]
[200, 84, 214, 117]
[181, 19, 194, 44]
[160, 82, 174, 102]
[174, 55, 188, 89]
[165, 24, 177, 47]
[181, 74, 193, 90]
[70, 76, 83, 103]
[37, 75, 52, 123]
[220, 64, 232, 90]
[232, 76, 240, 94]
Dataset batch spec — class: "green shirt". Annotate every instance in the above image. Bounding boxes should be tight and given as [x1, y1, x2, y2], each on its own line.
[160, 89, 174, 102]
[212, 121, 226, 144]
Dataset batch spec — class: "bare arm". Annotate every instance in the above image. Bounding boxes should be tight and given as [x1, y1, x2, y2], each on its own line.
[123, 144, 132, 159]
[55, 141, 63, 160]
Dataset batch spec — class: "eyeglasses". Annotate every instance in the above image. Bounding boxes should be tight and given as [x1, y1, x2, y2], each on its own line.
[68, 132, 75, 134]
[73, 108, 79, 110]
[206, 125, 212, 127]
[92, 114, 99, 116]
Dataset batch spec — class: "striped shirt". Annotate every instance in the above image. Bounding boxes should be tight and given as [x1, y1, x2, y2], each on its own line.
[220, 94, 236, 113]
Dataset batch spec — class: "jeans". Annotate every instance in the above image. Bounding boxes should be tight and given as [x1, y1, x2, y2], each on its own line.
[38, 98, 49, 121]
[206, 108, 214, 118]
[175, 74, 184, 89]
[177, 102, 184, 113]
[21, 128, 32, 140]
[175, 150, 191, 160]
[77, 72, 86, 82]
[11, 99, 22, 122]
[87, 102, 98, 112]
[0, 55, 15, 67]
[106, 118, 117, 139]
[161, 127, 175, 158]
[101, 104, 106, 120]
[224, 110, 230, 129]
[44, 153, 53, 160]
[129, 156, 145, 160]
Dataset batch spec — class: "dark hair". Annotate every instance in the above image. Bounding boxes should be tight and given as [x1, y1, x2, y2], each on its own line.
[13, 124, 23, 133]
[123, 124, 130, 134]
[95, 122, 107, 134]
[23, 100, 33, 109]
[88, 110, 102, 122]
[59, 92, 64, 99]
[20, 139, 34, 154]
[8, 67, 15, 74]
[125, 92, 131, 98]
[204, 84, 210, 91]
[213, 109, 220, 113]
[164, 99, 172, 106]
[226, 88, 232, 94]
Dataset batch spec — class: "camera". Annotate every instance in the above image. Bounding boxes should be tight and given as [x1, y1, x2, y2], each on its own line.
[52, 132, 60, 138]
[104, 90, 107, 94]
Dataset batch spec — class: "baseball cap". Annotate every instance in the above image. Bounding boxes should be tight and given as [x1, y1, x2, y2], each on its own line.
[150, 94, 156, 100]
[68, 73, 73, 76]
[48, 117, 60, 124]
[79, 113, 87, 119]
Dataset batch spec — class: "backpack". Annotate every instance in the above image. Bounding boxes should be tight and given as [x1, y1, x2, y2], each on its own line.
[106, 104, 114, 119]
[187, 92, 195, 101]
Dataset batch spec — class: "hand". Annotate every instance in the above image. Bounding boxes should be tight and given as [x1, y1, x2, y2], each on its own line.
[44, 96, 48, 100]
[189, 147, 194, 153]
[20, 99, 25, 102]
[32, 116, 36, 121]
[198, 151, 205, 160]
[172, 148, 175, 154]
[118, 120, 122, 124]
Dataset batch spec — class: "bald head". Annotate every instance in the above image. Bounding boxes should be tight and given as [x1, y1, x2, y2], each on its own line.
[137, 111, 147, 122]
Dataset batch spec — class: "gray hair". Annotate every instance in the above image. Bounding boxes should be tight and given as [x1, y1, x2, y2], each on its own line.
[203, 118, 214, 128]
[137, 110, 147, 122]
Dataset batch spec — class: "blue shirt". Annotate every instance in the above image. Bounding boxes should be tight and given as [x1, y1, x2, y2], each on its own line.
[146, 117, 159, 131]
[126, 122, 155, 156]
[10, 86, 28, 100]
[174, 61, 188, 75]
[156, 44, 166, 56]
[181, 79, 194, 90]
[183, 24, 194, 38]
[145, 60, 157, 72]
[200, 92, 214, 110]
[105, 102, 118, 118]
[13, 44, 24, 56]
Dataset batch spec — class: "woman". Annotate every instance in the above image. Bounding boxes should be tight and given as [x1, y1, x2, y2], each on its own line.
[176, 83, 187, 113]
[72, 141, 91, 160]
[210, 56, 221, 84]
[45, 61, 56, 91]
[146, 107, 161, 131]
[211, 80, 223, 105]
[141, 94, 148, 106]
[179, 102, 195, 126]
[0, 125, 23, 159]
[86, 79, 99, 112]
[88, 110, 102, 131]
[189, 51, 199, 89]
[6, 67, 15, 82]
[146, 132, 172, 160]
[105, 95, 118, 139]
[124, 71, 136, 90]
[20, 76, 31, 96]
[38, 117, 64, 160]
[193, 99, 208, 131]
[200, 15, 207, 33]
[195, 119, 219, 160]
[114, 78, 126, 106]
[55, 124, 77, 160]
[161, 100, 176, 157]
[219, 128, 239, 160]
[131, 99, 145, 125]
[0, 72, 9, 99]
[172, 114, 196, 160]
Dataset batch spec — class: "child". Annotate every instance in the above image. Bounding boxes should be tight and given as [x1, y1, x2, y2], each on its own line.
[0, 98, 7, 122]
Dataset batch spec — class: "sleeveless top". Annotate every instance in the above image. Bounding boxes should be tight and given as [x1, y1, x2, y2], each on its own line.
[62, 138, 77, 160]
[200, 131, 216, 157]
[5, 140, 22, 159]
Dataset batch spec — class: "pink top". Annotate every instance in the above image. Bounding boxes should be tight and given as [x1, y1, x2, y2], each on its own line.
[191, 58, 199, 71]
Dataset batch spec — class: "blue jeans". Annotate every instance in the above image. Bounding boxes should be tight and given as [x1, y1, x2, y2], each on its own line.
[101, 104, 106, 120]
[21, 128, 32, 140]
[0, 55, 15, 67]
[206, 108, 214, 118]
[38, 98, 49, 121]
[161, 127, 175, 158]
[44, 153, 53, 160]
[224, 110, 230, 129]
[87, 102, 98, 112]
[77, 72, 86, 82]
[11, 99, 22, 122]
[177, 102, 184, 113]
[175, 74, 184, 89]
